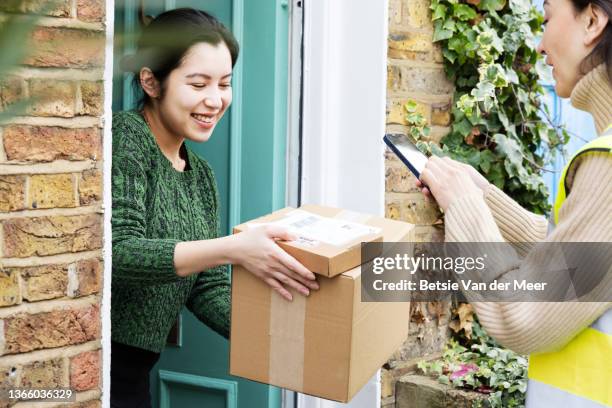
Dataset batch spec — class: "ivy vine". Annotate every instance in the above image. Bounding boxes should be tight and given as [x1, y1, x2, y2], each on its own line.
[408, 0, 570, 214]
[418, 313, 528, 408]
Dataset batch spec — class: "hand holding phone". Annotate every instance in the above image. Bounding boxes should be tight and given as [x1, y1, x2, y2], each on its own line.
[383, 133, 429, 178]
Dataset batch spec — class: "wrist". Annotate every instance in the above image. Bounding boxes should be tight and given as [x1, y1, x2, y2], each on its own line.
[220, 234, 241, 265]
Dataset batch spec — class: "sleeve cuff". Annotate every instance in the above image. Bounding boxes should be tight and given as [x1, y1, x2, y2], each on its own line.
[445, 194, 505, 242]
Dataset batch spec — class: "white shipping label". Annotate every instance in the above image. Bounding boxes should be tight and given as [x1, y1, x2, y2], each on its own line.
[248, 210, 381, 246]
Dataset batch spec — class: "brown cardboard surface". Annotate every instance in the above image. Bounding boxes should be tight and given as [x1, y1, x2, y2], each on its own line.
[230, 207, 413, 402]
[232, 205, 384, 277]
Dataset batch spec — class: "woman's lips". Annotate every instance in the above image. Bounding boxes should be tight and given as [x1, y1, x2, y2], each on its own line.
[191, 113, 215, 130]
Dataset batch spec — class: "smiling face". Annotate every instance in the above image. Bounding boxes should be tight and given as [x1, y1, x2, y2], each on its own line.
[155, 41, 233, 143]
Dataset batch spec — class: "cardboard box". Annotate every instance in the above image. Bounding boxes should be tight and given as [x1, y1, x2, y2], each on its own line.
[230, 206, 413, 402]
[232, 205, 384, 277]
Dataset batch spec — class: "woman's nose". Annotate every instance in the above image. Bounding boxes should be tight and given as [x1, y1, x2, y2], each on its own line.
[536, 39, 545, 56]
[204, 94, 222, 109]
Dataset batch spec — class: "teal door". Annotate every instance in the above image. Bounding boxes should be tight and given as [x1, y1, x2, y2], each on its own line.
[113, 1, 290, 407]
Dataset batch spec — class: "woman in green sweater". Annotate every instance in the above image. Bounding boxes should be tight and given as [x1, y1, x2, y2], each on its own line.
[111, 9, 318, 408]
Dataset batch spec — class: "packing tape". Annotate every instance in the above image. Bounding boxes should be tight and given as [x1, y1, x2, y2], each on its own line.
[268, 289, 306, 390]
[267, 209, 374, 391]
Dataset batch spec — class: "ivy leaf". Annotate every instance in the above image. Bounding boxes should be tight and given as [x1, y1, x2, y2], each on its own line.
[432, 4, 447, 20]
[479, 0, 506, 12]
[488, 162, 505, 188]
[493, 133, 523, 167]
[433, 20, 454, 42]
[454, 118, 474, 136]
[479, 150, 496, 173]
[454, 4, 478, 21]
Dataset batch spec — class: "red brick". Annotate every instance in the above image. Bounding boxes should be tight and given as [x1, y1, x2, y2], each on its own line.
[70, 350, 100, 391]
[3, 305, 101, 354]
[3, 126, 101, 162]
[2, 214, 103, 258]
[77, 0, 105, 23]
[25, 27, 105, 69]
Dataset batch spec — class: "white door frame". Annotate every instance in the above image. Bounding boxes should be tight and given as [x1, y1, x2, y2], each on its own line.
[296, 0, 389, 407]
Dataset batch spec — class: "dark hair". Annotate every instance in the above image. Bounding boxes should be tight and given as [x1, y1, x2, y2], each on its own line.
[125, 8, 239, 107]
[570, 0, 611, 80]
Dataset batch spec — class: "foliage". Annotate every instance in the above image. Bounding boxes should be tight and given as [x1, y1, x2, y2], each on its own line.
[418, 305, 528, 408]
[406, 0, 571, 214]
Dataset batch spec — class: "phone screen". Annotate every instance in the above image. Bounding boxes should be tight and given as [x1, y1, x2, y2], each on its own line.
[383, 133, 429, 178]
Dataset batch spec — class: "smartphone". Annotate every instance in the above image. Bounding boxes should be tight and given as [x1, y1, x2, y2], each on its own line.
[383, 133, 429, 178]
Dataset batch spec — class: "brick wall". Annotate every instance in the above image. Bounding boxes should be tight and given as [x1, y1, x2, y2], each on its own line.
[383, 0, 456, 406]
[0, 1, 106, 406]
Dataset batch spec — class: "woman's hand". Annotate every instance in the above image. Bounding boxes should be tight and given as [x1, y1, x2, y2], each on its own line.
[417, 156, 484, 211]
[230, 225, 319, 301]
[416, 157, 490, 202]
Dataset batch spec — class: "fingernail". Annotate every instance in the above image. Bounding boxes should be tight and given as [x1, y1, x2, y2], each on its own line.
[308, 273, 316, 280]
[302, 288, 310, 296]
[312, 283, 320, 290]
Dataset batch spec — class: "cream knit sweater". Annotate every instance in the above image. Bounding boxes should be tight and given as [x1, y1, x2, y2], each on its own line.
[444, 64, 612, 355]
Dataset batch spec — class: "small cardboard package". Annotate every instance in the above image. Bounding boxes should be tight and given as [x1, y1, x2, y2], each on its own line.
[232, 205, 384, 277]
[229, 205, 413, 402]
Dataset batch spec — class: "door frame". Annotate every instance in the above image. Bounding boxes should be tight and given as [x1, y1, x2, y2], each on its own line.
[297, 0, 388, 407]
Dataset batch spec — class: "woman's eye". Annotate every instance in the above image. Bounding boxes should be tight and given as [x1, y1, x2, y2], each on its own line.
[191, 84, 206, 89]
[220, 84, 232, 89]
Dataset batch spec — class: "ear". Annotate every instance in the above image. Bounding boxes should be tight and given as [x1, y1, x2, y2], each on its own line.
[139, 68, 161, 99]
[583, 3, 609, 47]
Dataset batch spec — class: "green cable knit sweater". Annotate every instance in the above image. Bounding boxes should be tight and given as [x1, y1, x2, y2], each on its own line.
[111, 110, 230, 353]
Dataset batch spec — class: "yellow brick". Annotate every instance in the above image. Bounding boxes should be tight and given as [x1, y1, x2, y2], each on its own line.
[401, 193, 441, 224]
[431, 102, 452, 126]
[0, 175, 26, 212]
[3, 214, 102, 258]
[389, 32, 432, 53]
[29, 174, 75, 209]
[78, 169, 102, 205]
[406, 0, 433, 29]
[386, 201, 401, 220]
[0, 270, 21, 306]
[28, 79, 76, 118]
[388, 65, 401, 92]
[387, 99, 430, 125]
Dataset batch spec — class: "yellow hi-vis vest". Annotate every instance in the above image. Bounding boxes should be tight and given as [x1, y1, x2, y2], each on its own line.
[527, 125, 612, 408]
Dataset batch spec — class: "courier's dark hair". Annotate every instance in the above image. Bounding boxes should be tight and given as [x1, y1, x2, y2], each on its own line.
[124, 8, 239, 107]
[570, 0, 611, 80]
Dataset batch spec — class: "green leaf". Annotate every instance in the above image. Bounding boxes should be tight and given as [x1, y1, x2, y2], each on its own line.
[433, 20, 454, 42]
[479, 0, 507, 12]
[432, 4, 448, 20]
[453, 4, 478, 21]
[479, 150, 496, 173]
[438, 375, 451, 385]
